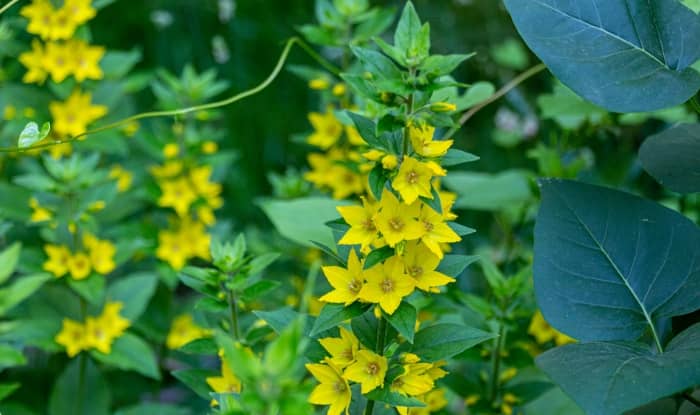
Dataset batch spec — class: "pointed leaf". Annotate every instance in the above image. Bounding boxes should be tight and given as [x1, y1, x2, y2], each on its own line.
[410, 323, 495, 361]
[639, 123, 700, 194]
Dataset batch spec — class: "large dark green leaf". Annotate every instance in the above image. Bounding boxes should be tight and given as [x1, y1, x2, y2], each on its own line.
[639, 123, 700, 194]
[504, 0, 700, 112]
[534, 179, 700, 343]
[537, 323, 700, 415]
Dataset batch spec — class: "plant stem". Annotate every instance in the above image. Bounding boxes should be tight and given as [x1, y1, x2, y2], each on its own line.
[443, 63, 546, 140]
[74, 298, 87, 415]
[364, 315, 388, 415]
[0, 0, 21, 15]
[226, 289, 240, 341]
[488, 324, 506, 403]
[683, 392, 700, 408]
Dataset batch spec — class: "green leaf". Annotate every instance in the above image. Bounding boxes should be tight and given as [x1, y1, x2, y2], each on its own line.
[310, 303, 366, 337]
[178, 337, 218, 355]
[0, 243, 21, 284]
[447, 222, 476, 237]
[216, 331, 262, 381]
[0, 382, 20, 402]
[49, 359, 110, 415]
[351, 46, 403, 80]
[248, 253, 280, 276]
[67, 274, 105, 306]
[456, 81, 495, 110]
[443, 170, 533, 211]
[384, 301, 416, 343]
[101, 49, 142, 79]
[18, 121, 50, 148]
[410, 323, 495, 361]
[241, 280, 281, 302]
[364, 386, 425, 407]
[373, 36, 406, 66]
[363, 246, 394, 270]
[537, 323, 700, 415]
[440, 149, 479, 167]
[253, 307, 302, 334]
[537, 83, 608, 130]
[368, 164, 387, 201]
[639, 123, 700, 194]
[504, 0, 700, 112]
[419, 53, 474, 77]
[394, 1, 421, 61]
[114, 403, 191, 415]
[436, 254, 479, 278]
[346, 112, 384, 149]
[258, 197, 351, 248]
[0, 273, 52, 315]
[106, 272, 158, 321]
[91, 333, 160, 379]
[490, 38, 529, 70]
[0, 344, 26, 370]
[172, 369, 217, 399]
[534, 179, 700, 342]
[351, 310, 378, 351]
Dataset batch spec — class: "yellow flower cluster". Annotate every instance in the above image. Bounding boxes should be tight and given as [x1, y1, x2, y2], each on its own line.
[307, 327, 447, 415]
[54, 301, 130, 357]
[165, 314, 212, 349]
[29, 197, 53, 223]
[109, 164, 133, 192]
[43, 233, 116, 280]
[304, 109, 372, 199]
[152, 157, 222, 270]
[528, 310, 575, 347]
[19, 0, 103, 84]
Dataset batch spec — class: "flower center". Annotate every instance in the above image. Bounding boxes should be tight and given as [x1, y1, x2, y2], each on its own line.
[362, 218, 375, 232]
[380, 278, 394, 293]
[342, 348, 354, 360]
[347, 279, 362, 294]
[366, 362, 380, 376]
[406, 170, 419, 184]
[389, 217, 404, 231]
[334, 380, 347, 393]
[423, 220, 434, 232]
[408, 266, 423, 278]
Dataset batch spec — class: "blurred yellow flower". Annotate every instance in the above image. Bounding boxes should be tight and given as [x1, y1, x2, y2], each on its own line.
[166, 314, 212, 349]
[109, 165, 133, 192]
[19, 40, 47, 84]
[50, 90, 107, 137]
[43, 244, 71, 277]
[55, 318, 86, 357]
[307, 110, 343, 149]
[67, 251, 92, 280]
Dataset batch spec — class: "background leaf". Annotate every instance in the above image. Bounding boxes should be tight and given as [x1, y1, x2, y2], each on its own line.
[534, 179, 700, 342]
[639, 123, 700, 194]
[504, 0, 700, 112]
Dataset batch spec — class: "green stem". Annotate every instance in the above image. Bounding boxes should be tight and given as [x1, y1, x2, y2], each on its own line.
[0, 0, 21, 15]
[443, 63, 546, 140]
[488, 324, 505, 403]
[74, 298, 87, 415]
[683, 392, 700, 408]
[226, 288, 240, 341]
[1, 37, 340, 153]
[363, 315, 388, 415]
[690, 97, 700, 116]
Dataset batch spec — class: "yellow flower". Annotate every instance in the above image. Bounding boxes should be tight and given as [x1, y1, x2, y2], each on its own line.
[50, 90, 107, 137]
[55, 318, 86, 357]
[43, 42, 75, 83]
[332, 83, 347, 97]
[309, 78, 330, 90]
[163, 143, 179, 159]
[70, 39, 104, 82]
[318, 326, 359, 369]
[402, 241, 454, 292]
[308, 110, 343, 149]
[391, 363, 434, 397]
[189, 165, 222, 207]
[109, 165, 133, 192]
[382, 154, 398, 170]
[528, 311, 575, 346]
[373, 189, 424, 247]
[3, 105, 16, 120]
[19, 40, 47, 84]
[84, 235, 116, 275]
[345, 126, 366, 146]
[418, 204, 461, 259]
[43, 244, 71, 277]
[392, 156, 434, 205]
[84, 316, 113, 354]
[156, 229, 189, 270]
[319, 249, 364, 306]
[179, 217, 211, 260]
[67, 251, 92, 280]
[20, 0, 56, 40]
[202, 141, 218, 154]
[98, 301, 130, 338]
[207, 358, 242, 394]
[63, 0, 96, 26]
[359, 256, 416, 315]
[49, 7, 80, 40]
[439, 189, 458, 221]
[409, 124, 452, 158]
[166, 314, 212, 349]
[337, 198, 379, 249]
[430, 102, 457, 112]
[121, 120, 139, 137]
[306, 359, 351, 415]
[343, 349, 388, 394]
[150, 160, 183, 179]
[29, 197, 52, 223]
[48, 142, 73, 159]
[158, 178, 197, 217]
